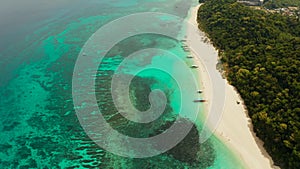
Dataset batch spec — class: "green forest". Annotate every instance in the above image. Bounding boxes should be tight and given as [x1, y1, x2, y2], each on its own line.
[197, 0, 300, 168]
[263, 0, 300, 9]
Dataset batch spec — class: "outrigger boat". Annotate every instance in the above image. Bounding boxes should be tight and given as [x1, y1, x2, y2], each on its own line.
[193, 99, 207, 103]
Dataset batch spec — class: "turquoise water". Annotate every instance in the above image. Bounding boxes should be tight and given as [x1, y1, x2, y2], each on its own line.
[0, 0, 245, 168]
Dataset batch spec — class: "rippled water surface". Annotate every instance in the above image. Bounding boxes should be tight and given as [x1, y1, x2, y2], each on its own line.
[0, 0, 245, 168]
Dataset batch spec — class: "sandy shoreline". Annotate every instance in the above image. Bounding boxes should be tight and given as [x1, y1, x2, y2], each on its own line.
[186, 4, 278, 169]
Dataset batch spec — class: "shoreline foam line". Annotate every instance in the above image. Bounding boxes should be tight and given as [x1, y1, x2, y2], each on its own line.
[186, 4, 278, 169]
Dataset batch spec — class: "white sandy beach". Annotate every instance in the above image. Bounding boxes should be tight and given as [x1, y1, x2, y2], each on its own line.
[186, 4, 278, 169]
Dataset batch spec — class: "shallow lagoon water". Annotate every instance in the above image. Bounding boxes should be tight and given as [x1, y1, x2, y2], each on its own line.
[0, 0, 245, 168]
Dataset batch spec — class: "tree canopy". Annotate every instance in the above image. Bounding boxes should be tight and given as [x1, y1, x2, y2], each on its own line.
[198, 0, 300, 168]
[263, 0, 300, 9]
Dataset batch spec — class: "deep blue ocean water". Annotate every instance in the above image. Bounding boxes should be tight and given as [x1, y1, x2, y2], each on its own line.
[0, 0, 246, 168]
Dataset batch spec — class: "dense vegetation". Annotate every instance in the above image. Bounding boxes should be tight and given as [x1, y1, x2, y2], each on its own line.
[197, 0, 300, 168]
[263, 0, 300, 9]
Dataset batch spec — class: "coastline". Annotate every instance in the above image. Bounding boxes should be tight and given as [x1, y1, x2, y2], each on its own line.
[186, 4, 278, 169]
